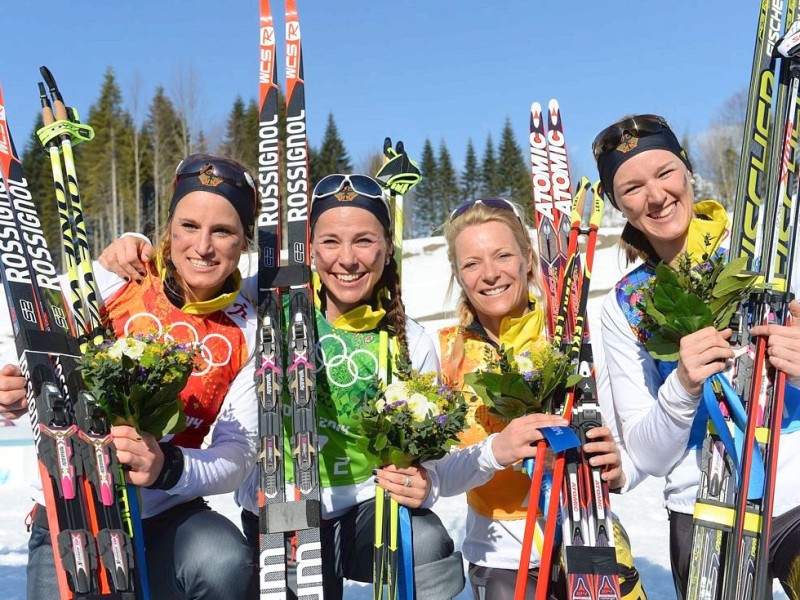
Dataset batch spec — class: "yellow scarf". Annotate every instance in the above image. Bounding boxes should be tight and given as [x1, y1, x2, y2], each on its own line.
[155, 253, 243, 315]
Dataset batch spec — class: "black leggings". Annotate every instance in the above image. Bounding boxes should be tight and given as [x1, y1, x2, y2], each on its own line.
[669, 505, 800, 599]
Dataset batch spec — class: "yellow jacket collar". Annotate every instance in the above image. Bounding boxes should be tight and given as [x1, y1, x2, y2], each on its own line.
[496, 295, 546, 353]
[686, 200, 728, 266]
[155, 253, 243, 316]
[314, 272, 389, 332]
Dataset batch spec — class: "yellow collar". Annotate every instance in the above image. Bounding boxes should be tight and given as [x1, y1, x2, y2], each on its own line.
[314, 273, 389, 332]
[685, 200, 728, 266]
[155, 253, 243, 315]
[331, 303, 387, 332]
[496, 296, 546, 352]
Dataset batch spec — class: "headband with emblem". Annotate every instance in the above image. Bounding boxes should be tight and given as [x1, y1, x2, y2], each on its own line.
[596, 127, 692, 209]
[309, 183, 391, 232]
[169, 154, 258, 238]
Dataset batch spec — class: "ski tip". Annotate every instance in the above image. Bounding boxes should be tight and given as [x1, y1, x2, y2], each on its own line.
[548, 99, 560, 125]
[531, 102, 542, 127]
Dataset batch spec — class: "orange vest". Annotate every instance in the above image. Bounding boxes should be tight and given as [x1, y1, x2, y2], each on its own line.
[101, 269, 251, 449]
[439, 324, 534, 520]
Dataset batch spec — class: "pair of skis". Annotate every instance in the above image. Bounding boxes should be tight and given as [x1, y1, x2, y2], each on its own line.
[519, 99, 622, 600]
[687, 1, 800, 598]
[256, 1, 325, 598]
[0, 70, 148, 598]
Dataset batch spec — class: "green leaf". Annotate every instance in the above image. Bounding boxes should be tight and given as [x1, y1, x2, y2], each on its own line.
[644, 332, 680, 362]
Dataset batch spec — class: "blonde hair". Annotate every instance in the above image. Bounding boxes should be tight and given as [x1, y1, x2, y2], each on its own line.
[442, 200, 544, 373]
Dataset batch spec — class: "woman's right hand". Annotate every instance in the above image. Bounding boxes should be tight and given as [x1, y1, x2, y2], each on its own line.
[0, 364, 28, 420]
[675, 326, 734, 396]
[491, 412, 569, 467]
[97, 236, 155, 282]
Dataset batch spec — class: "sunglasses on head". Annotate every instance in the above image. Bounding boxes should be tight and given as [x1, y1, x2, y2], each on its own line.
[448, 197, 523, 223]
[591, 114, 671, 159]
[312, 174, 388, 208]
[174, 155, 256, 192]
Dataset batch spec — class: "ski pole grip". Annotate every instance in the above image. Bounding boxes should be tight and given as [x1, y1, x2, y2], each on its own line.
[38, 83, 55, 127]
[39, 66, 69, 121]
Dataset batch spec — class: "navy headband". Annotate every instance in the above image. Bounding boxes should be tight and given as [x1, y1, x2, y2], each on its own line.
[596, 127, 692, 209]
[310, 174, 391, 232]
[169, 155, 258, 239]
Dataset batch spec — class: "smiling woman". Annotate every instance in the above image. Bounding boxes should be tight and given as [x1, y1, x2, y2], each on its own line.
[595, 114, 800, 598]
[0, 153, 260, 600]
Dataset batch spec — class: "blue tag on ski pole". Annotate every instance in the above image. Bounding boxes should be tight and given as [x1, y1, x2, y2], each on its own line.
[538, 425, 581, 453]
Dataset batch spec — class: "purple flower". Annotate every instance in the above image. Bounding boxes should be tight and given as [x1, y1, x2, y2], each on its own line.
[437, 414, 447, 425]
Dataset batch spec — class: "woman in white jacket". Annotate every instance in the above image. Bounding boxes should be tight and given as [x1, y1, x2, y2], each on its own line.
[594, 113, 800, 598]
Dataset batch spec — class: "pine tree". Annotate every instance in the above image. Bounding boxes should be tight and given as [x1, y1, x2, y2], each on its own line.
[142, 86, 183, 239]
[77, 67, 137, 252]
[412, 138, 438, 237]
[437, 141, 459, 224]
[311, 113, 351, 186]
[461, 138, 481, 203]
[481, 133, 498, 197]
[220, 96, 251, 168]
[497, 118, 532, 213]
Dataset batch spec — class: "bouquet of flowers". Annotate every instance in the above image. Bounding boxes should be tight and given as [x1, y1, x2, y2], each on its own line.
[637, 243, 758, 361]
[358, 357, 467, 468]
[80, 333, 199, 439]
[464, 342, 581, 420]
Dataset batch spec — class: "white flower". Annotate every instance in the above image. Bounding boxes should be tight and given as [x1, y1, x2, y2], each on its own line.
[122, 339, 147, 360]
[375, 398, 386, 412]
[515, 354, 534, 374]
[407, 393, 439, 422]
[107, 339, 127, 359]
[384, 381, 407, 406]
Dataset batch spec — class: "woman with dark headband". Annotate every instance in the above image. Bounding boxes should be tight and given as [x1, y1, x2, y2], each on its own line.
[0, 154, 260, 599]
[95, 172, 465, 599]
[594, 114, 800, 597]
[421, 197, 647, 599]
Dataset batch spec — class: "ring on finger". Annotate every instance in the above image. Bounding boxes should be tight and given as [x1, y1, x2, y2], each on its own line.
[404, 475, 412, 488]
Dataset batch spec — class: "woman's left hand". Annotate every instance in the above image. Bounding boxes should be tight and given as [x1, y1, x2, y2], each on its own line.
[111, 425, 165, 487]
[583, 426, 624, 490]
[750, 299, 800, 378]
[375, 464, 430, 508]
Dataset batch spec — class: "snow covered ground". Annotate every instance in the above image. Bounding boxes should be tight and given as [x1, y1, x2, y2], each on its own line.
[0, 234, 789, 599]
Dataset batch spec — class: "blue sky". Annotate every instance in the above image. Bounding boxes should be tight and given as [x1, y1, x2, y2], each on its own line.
[1, 1, 757, 181]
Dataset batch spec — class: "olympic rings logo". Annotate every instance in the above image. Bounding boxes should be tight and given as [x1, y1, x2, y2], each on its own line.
[124, 313, 233, 377]
[316, 333, 378, 388]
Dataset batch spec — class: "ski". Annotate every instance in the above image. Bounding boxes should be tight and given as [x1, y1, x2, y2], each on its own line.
[256, 0, 291, 597]
[688, 2, 800, 598]
[283, 1, 325, 598]
[545, 100, 580, 339]
[530, 101, 562, 336]
[559, 184, 621, 600]
[38, 66, 150, 600]
[0, 82, 144, 598]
